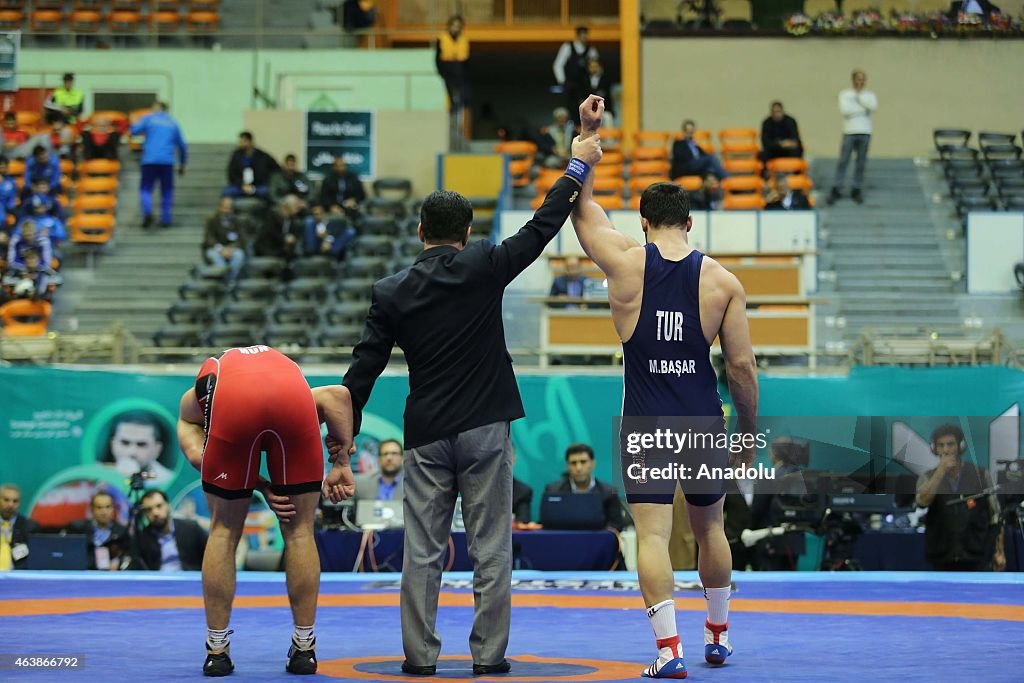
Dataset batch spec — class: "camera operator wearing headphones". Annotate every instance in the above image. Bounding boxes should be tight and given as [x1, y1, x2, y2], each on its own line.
[915, 424, 1005, 571]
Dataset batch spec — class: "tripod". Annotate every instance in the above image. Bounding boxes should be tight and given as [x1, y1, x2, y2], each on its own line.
[123, 469, 154, 570]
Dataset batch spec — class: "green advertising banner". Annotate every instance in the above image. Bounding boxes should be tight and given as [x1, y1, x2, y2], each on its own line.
[1, 366, 1022, 527]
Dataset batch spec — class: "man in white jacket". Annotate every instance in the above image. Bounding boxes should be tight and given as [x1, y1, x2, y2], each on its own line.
[828, 69, 878, 205]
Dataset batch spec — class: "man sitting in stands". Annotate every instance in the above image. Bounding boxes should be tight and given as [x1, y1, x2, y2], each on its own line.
[688, 174, 724, 211]
[270, 153, 312, 206]
[224, 131, 279, 202]
[3, 248, 62, 302]
[765, 175, 811, 211]
[760, 101, 803, 163]
[319, 156, 366, 218]
[202, 197, 247, 284]
[303, 203, 355, 260]
[671, 120, 728, 181]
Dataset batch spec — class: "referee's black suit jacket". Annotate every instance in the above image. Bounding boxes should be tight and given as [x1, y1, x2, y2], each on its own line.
[344, 175, 582, 449]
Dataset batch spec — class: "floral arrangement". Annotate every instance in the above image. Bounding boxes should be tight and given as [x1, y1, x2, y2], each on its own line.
[783, 10, 1022, 37]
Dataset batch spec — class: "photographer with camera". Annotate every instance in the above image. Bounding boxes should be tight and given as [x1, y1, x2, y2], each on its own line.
[915, 424, 1004, 571]
[746, 437, 811, 571]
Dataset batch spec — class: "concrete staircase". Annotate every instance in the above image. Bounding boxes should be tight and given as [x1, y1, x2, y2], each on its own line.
[812, 158, 964, 347]
[55, 144, 232, 343]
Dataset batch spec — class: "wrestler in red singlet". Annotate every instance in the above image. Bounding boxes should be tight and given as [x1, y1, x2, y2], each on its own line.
[195, 344, 323, 498]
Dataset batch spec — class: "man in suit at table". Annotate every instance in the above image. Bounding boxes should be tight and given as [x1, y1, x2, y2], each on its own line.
[65, 490, 129, 570]
[353, 438, 405, 504]
[550, 255, 591, 305]
[542, 443, 625, 531]
[0, 483, 38, 571]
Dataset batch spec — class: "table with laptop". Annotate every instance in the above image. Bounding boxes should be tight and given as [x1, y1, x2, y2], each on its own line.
[314, 492, 622, 573]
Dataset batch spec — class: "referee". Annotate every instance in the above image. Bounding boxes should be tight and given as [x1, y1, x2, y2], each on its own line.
[325, 96, 604, 677]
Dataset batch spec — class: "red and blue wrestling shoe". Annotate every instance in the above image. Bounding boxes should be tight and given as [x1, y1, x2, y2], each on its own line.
[641, 635, 687, 679]
[704, 620, 733, 665]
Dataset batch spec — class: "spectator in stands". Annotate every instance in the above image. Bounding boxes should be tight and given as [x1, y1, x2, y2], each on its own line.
[48, 117, 76, 160]
[915, 424, 1004, 571]
[319, 156, 366, 217]
[7, 222, 53, 270]
[131, 101, 188, 229]
[225, 131, 279, 203]
[44, 73, 85, 125]
[538, 107, 575, 169]
[353, 438, 405, 505]
[100, 411, 175, 488]
[671, 120, 728, 181]
[0, 157, 18, 227]
[4, 248, 61, 301]
[765, 175, 811, 211]
[543, 443, 624, 531]
[136, 489, 207, 571]
[828, 69, 877, 206]
[687, 174, 724, 211]
[303, 203, 355, 260]
[511, 445, 533, 525]
[202, 197, 247, 284]
[254, 194, 303, 259]
[0, 483, 37, 571]
[80, 118, 121, 161]
[436, 15, 470, 112]
[582, 58, 615, 126]
[760, 101, 803, 162]
[269, 153, 311, 206]
[550, 255, 590, 300]
[342, 0, 377, 31]
[553, 26, 599, 125]
[65, 491, 128, 570]
[21, 181, 64, 221]
[24, 145, 61, 197]
[2, 112, 28, 154]
[949, 0, 1002, 20]
[22, 194, 67, 249]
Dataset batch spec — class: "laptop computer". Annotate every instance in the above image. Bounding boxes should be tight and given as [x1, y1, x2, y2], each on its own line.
[355, 500, 404, 529]
[540, 493, 606, 530]
[26, 534, 89, 570]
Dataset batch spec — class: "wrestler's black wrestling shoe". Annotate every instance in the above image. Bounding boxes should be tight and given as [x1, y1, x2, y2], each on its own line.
[203, 644, 234, 677]
[286, 637, 318, 675]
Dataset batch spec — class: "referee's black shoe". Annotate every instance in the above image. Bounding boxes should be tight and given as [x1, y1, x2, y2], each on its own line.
[286, 638, 318, 675]
[473, 660, 511, 675]
[203, 645, 234, 677]
[401, 661, 437, 675]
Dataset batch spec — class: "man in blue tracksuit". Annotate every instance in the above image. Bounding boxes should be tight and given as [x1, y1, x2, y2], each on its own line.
[130, 101, 187, 228]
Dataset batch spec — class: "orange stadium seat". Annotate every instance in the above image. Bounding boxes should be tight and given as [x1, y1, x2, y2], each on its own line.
[719, 128, 759, 146]
[723, 193, 766, 210]
[72, 194, 116, 215]
[694, 130, 714, 153]
[602, 128, 623, 153]
[69, 9, 102, 32]
[533, 168, 562, 193]
[76, 177, 118, 195]
[0, 299, 51, 337]
[594, 194, 624, 211]
[674, 175, 704, 192]
[496, 141, 537, 189]
[601, 150, 625, 167]
[87, 110, 129, 130]
[30, 9, 63, 31]
[593, 176, 625, 197]
[185, 10, 219, 32]
[6, 158, 25, 177]
[629, 160, 670, 177]
[108, 11, 142, 32]
[80, 159, 121, 177]
[15, 111, 40, 132]
[593, 164, 624, 179]
[632, 147, 668, 162]
[766, 157, 810, 175]
[634, 131, 671, 148]
[629, 195, 642, 210]
[785, 175, 814, 193]
[69, 213, 115, 244]
[59, 158, 75, 175]
[630, 175, 669, 196]
[722, 176, 764, 195]
[720, 141, 760, 160]
[149, 10, 179, 31]
[0, 9, 23, 29]
[723, 159, 763, 176]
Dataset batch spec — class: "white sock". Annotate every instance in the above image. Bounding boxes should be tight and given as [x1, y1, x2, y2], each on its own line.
[207, 628, 231, 652]
[293, 624, 315, 650]
[647, 599, 677, 640]
[704, 586, 730, 625]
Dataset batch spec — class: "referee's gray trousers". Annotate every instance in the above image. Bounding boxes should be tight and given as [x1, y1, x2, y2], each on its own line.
[401, 420, 513, 667]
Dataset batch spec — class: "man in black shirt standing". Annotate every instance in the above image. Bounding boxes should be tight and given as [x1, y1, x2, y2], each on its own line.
[325, 96, 605, 678]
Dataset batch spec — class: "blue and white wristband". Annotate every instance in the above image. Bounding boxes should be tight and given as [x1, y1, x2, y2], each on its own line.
[564, 158, 591, 184]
